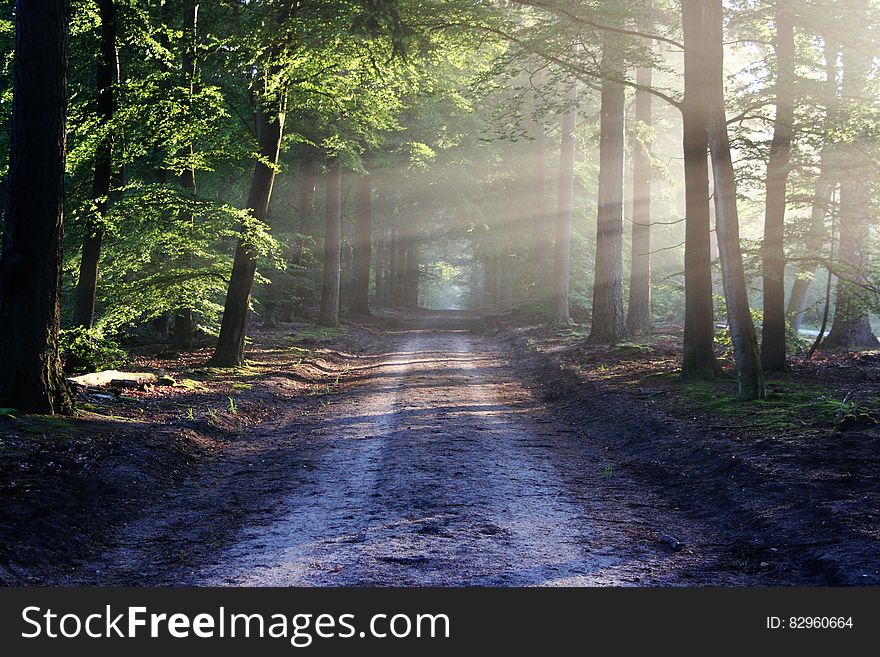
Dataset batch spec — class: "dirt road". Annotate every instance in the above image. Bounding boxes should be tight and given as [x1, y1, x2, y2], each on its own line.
[165, 328, 764, 586]
[60, 325, 794, 586]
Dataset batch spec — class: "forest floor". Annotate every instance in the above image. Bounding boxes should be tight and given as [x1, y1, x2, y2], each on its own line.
[1, 310, 877, 586]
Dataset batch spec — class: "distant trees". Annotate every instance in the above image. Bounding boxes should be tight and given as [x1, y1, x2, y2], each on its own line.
[0, 0, 73, 414]
[626, 64, 653, 336]
[553, 77, 578, 325]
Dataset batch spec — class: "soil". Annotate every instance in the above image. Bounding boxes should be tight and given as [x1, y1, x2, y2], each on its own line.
[1, 311, 877, 586]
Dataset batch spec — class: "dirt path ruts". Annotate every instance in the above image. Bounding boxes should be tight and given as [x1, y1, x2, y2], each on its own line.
[170, 329, 768, 586]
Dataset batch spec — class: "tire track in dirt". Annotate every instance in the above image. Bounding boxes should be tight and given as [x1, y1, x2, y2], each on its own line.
[191, 329, 763, 586]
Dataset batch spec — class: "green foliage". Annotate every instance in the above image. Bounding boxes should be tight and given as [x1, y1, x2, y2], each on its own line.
[59, 327, 128, 375]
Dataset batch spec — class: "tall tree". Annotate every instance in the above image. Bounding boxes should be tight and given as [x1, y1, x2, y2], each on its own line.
[626, 64, 653, 335]
[705, 0, 765, 399]
[552, 76, 577, 325]
[681, 0, 721, 380]
[822, 38, 879, 350]
[0, 0, 73, 414]
[351, 171, 373, 315]
[588, 33, 627, 344]
[760, 1, 794, 371]
[787, 40, 839, 333]
[209, 89, 286, 366]
[72, 0, 118, 328]
[319, 159, 343, 326]
[173, 0, 200, 348]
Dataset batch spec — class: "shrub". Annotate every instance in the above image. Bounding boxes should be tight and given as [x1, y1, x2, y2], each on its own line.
[59, 327, 128, 374]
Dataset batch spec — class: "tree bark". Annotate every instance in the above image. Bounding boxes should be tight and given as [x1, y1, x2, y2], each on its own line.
[319, 159, 343, 326]
[552, 77, 577, 325]
[73, 0, 117, 329]
[0, 0, 73, 414]
[350, 172, 373, 314]
[626, 65, 653, 335]
[209, 100, 285, 366]
[822, 40, 879, 350]
[588, 35, 627, 344]
[681, 0, 721, 380]
[760, 2, 794, 371]
[526, 60, 550, 300]
[705, 0, 765, 399]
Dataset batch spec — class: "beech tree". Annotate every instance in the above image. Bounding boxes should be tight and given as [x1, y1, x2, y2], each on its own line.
[588, 33, 627, 344]
[705, 0, 765, 399]
[0, 0, 73, 414]
[73, 0, 117, 329]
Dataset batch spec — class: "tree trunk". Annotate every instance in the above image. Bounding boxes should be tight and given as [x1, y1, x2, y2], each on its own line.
[588, 35, 627, 344]
[0, 0, 73, 414]
[552, 77, 577, 325]
[705, 0, 765, 399]
[626, 65, 653, 335]
[787, 42, 839, 334]
[73, 0, 117, 329]
[760, 3, 794, 371]
[209, 100, 285, 366]
[402, 233, 420, 309]
[822, 40, 879, 350]
[526, 60, 550, 300]
[173, 0, 199, 349]
[681, 0, 721, 380]
[350, 172, 373, 314]
[319, 159, 343, 326]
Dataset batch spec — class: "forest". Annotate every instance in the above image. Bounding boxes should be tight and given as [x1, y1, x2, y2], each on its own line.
[0, 0, 878, 587]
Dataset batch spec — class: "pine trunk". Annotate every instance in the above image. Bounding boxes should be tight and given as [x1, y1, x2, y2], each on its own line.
[0, 0, 73, 414]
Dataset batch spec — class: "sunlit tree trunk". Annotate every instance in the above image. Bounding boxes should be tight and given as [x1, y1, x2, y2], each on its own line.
[681, 0, 720, 380]
[526, 60, 550, 300]
[822, 40, 879, 350]
[787, 38, 839, 334]
[760, 2, 794, 371]
[0, 0, 73, 414]
[705, 0, 765, 399]
[552, 77, 577, 325]
[319, 159, 343, 326]
[588, 35, 627, 344]
[351, 172, 372, 314]
[626, 65, 653, 335]
[209, 98, 285, 366]
[73, 0, 117, 329]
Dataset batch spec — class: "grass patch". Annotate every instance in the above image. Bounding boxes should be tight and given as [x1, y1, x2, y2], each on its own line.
[675, 378, 880, 431]
[286, 326, 347, 343]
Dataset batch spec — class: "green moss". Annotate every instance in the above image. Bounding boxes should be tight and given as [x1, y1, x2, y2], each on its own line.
[285, 326, 347, 342]
[675, 378, 880, 431]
